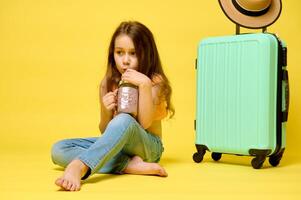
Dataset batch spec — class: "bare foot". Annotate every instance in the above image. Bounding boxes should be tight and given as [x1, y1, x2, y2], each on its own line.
[123, 156, 168, 177]
[55, 159, 89, 191]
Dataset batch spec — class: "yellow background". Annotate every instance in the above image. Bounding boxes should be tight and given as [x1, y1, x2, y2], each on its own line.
[0, 0, 300, 199]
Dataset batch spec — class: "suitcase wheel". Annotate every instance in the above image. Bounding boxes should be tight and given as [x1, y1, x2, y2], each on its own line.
[269, 148, 285, 167]
[251, 156, 266, 169]
[269, 156, 280, 167]
[193, 152, 204, 163]
[211, 152, 222, 161]
[193, 144, 208, 163]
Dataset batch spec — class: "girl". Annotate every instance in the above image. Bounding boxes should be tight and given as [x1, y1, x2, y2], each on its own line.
[51, 21, 174, 191]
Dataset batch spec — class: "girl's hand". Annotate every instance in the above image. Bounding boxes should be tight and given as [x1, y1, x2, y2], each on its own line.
[121, 69, 152, 88]
[102, 89, 118, 114]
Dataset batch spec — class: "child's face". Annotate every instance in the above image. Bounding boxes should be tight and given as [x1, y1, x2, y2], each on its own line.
[114, 34, 138, 74]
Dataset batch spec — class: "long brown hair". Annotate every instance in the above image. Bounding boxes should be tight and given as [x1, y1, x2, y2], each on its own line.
[104, 21, 174, 118]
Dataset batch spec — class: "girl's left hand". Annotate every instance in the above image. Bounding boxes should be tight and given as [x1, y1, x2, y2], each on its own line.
[121, 69, 151, 87]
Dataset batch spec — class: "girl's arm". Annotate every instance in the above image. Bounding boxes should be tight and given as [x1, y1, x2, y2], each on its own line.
[137, 80, 154, 129]
[98, 78, 116, 133]
[151, 83, 168, 121]
[138, 77, 169, 128]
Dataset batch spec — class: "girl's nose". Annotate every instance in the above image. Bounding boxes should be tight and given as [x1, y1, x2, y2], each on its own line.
[122, 54, 130, 64]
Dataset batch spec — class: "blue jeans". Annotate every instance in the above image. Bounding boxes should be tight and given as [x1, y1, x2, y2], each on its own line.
[51, 113, 164, 179]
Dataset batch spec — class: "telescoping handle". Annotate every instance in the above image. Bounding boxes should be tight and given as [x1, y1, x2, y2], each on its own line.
[235, 24, 267, 35]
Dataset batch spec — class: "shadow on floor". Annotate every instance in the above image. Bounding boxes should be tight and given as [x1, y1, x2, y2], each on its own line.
[83, 174, 120, 184]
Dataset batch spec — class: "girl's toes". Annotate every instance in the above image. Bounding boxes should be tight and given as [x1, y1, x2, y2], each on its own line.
[62, 179, 69, 189]
[75, 184, 81, 191]
[55, 178, 63, 186]
[66, 181, 73, 190]
[70, 183, 76, 191]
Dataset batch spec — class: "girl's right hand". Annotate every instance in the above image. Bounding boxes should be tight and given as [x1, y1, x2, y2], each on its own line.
[102, 89, 118, 113]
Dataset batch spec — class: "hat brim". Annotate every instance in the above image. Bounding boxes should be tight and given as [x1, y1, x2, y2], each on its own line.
[218, 0, 282, 29]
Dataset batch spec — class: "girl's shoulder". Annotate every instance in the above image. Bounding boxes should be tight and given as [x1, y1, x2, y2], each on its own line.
[151, 74, 167, 103]
[151, 73, 164, 86]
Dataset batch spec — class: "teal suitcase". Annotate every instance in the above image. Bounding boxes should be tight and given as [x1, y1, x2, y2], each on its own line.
[193, 33, 289, 169]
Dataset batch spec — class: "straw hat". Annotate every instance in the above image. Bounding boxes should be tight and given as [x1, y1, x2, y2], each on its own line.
[218, 0, 282, 29]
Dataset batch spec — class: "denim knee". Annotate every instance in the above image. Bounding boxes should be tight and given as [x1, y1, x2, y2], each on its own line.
[51, 140, 67, 165]
[107, 113, 136, 132]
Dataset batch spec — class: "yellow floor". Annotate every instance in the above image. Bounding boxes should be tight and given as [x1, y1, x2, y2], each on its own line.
[1, 148, 300, 200]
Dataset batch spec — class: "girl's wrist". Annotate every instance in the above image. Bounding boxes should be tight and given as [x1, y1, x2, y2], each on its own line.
[139, 79, 152, 89]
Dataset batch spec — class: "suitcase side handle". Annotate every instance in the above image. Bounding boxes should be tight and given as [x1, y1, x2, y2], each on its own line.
[282, 69, 289, 122]
[235, 24, 267, 35]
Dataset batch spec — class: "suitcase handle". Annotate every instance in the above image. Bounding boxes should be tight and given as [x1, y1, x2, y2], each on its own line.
[235, 24, 267, 35]
[282, 69, 289, 122]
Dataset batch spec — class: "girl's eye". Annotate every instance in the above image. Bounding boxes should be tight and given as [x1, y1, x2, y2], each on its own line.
[130, 51, 136, 56]
[116, 51, 123, 55]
